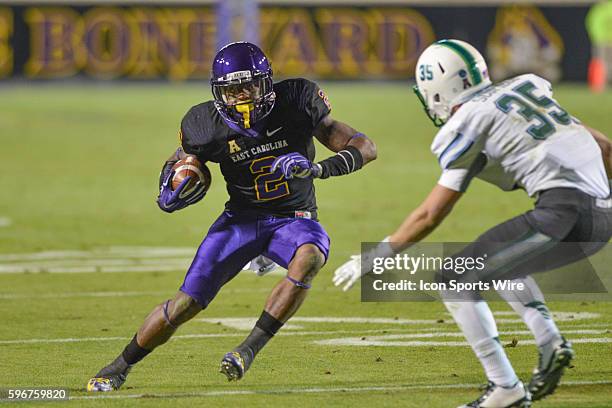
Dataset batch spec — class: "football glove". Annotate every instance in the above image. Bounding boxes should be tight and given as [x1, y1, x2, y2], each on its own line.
[271, 153, 321, 179]
[157, 171, 206, 213]
[333, 237, 393, 291]
[242, 255, 279, 276]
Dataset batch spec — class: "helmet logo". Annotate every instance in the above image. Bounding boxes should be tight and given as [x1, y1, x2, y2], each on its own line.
[224, 70, 252, 81]
[459, 69, 472, 89]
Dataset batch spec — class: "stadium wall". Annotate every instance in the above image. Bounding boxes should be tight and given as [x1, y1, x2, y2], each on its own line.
[0, 1, 596, 81]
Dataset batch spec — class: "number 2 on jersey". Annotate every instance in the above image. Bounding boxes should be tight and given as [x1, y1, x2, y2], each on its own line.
[250, 156, 290, 201]
[495, 80, 571, 140]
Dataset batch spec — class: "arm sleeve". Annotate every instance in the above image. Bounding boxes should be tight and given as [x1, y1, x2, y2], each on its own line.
[296, 79, 332, 128]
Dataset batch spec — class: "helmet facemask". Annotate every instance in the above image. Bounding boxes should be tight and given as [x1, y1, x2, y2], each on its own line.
[212, 73, 275, 129]
[413, 85, 449, 128]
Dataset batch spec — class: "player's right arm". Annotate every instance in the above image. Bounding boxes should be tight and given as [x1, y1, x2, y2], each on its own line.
[157, 146, 206, 213]
[157, 106, 210, 213]
[158, 146, 188, 189]
[585, 125, 612, 178]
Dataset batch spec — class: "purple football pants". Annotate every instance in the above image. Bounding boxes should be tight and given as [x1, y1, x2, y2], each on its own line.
[180, 211, 330, 307]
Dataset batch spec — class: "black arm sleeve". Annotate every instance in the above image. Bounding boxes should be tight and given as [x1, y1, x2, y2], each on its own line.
[317, 146, 364, 179]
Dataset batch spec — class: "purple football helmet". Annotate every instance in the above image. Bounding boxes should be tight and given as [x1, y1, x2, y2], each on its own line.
[211, 42, 275, 129]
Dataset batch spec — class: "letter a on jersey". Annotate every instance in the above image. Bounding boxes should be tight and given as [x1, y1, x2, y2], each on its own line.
[228, 140, 241, 153]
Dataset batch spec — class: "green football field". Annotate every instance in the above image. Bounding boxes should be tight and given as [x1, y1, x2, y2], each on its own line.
[1, 82, 611, 407]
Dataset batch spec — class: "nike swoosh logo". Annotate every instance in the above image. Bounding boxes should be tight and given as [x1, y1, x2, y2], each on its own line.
[266, 127, 282, 137]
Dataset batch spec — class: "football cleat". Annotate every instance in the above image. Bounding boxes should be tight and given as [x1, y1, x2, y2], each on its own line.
[528, 336, 574, 401]
[86, 357, 131, 392]
[86, 372, 129, 392]
[219, 351, 248, 381]
[458, 381, 531, 408]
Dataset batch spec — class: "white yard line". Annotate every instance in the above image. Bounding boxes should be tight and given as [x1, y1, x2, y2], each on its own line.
[0, 263, 191, 274]
[0, 217, 11, 227]
[0, 247, 196, 262]
[1, 328, 609, 346]
[0, 246, 280, 274]
[68, 380, 612, 401]
[0, 288, 274, 300]
[0, 291, 172, 299]
[197, 313, 602, 330]
[317, 336, 612, 347]
[0, 328, 421, 345]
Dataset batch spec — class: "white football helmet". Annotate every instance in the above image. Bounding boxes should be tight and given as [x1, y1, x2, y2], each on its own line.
[414, 39, 492, 127]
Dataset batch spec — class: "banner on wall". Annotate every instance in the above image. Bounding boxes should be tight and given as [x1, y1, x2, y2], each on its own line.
[0, 4, 592, 81]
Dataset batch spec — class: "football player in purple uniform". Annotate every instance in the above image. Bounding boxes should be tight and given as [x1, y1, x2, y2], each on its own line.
[86, 42, 376, 391]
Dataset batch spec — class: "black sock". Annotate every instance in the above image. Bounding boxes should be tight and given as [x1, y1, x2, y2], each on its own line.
[121, 334, 152, 366]
[236, 311, 283, 367]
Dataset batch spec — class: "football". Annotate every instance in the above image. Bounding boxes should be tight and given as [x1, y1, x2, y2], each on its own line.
[171, 156, 212, 195]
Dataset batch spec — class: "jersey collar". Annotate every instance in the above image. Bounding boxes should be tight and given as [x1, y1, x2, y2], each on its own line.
[223, 116, 268, 139]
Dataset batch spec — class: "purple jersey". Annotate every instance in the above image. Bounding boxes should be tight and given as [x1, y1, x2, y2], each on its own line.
[180, 79, 332, 219]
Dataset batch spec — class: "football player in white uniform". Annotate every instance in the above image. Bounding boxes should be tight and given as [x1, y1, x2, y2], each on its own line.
[333, 39, 612, 408]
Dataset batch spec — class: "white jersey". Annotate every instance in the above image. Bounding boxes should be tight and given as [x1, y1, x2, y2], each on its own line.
[431, 73, 610, 199]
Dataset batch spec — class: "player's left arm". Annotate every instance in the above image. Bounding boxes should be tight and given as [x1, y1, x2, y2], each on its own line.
[313, 115, 377, 170]
[333, 111, 485, 290]
[271, 116, 377, 179]
[271, 80, 376, 179]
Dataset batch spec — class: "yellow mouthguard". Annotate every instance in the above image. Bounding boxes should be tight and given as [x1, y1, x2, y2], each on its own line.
[235, 103, 255, 128]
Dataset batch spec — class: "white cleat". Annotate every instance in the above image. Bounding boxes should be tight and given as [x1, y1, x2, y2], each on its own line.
[458, 381, 531, 408]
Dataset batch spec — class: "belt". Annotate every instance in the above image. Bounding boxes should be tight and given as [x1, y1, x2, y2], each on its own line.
[225, 208, 316, 220]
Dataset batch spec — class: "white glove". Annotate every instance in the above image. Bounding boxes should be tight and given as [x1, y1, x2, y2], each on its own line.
[333, 237, 394, 292]
[242, 255, 279, 276]
[332, 255, 362, 291]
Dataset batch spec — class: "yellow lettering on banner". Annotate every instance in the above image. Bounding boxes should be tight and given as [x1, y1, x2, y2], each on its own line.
[82, 8, 129, 78]
[125, 8, 160, 78]
[25, 7, 86, 78]
[124, 8, 214, 79]
[259, 7, 282, 53]
[262, 8, 331, 77]
[183, 9, 216, 79]
[156, 8, 215, 80]
[316, 9, 381, 77]
[371, 9, 434, 76]
[0, 8, 13, 77]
